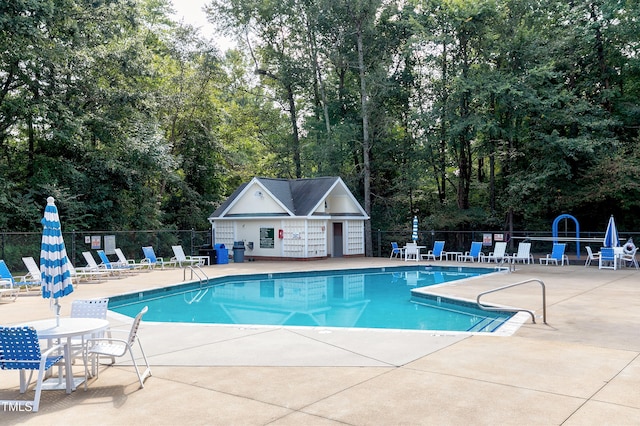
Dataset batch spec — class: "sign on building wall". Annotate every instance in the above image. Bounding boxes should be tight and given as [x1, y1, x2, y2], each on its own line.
[260, 227, 275, 248]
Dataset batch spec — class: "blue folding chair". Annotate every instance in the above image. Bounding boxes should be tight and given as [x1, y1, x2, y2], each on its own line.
[0, 326, 66, 412]
[389, 242, 405, 259]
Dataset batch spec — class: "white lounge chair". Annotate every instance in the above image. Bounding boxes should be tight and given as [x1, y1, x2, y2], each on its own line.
[114, 248, 150, 270]
[82, 252, 121, 278]
[171, 245, 201, 267]
[619, 247, 638, 269]
[509, 242, 533, 264]
[480, 242, 507, 263]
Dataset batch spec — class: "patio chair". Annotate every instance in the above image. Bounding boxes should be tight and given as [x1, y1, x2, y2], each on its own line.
[171, 245, 201, 267]
[404, 243, 419, 261]
[70, 299, 113, 370]
[0, 259, 41, 293]
[68, 262, 109, 284]
[97, 250, 137, 274]
[422, 241, 446, 261]
[584, 246, 600, 267]
[619, 247, 638, 269]
[141, 246, 177, 269]
[114, 248, 150, 270]
[21, 257, 46, 293]
[539, 243, 569, 266]
[598, 247, 617, 270]
[457, 242, 483, 262]
[389, 242, 405, 259]
[480, 242, 507, 263]
[84, 306, 151, 389]
[0, 278, 18, 302]
[82, 252, 121, 279]
[509, 242, 533, 264]
[0, 326, 66, 412]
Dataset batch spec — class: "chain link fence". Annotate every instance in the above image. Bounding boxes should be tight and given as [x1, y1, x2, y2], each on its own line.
[3, 228, 637, 272]
[1, 230, 211, 272]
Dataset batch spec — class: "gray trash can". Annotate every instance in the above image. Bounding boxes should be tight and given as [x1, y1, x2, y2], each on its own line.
[233, 241, 245, 263]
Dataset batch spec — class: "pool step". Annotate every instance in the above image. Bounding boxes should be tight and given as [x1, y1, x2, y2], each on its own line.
[467, 316, 507, 332]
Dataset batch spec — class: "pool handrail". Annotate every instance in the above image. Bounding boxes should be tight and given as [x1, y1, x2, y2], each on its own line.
[476, 278, 546, 324]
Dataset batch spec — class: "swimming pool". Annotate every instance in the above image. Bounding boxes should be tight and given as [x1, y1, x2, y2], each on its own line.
[109, 266, 512, 332]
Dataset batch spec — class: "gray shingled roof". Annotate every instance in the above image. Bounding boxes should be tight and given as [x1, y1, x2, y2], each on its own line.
[210, 177, 346, 218]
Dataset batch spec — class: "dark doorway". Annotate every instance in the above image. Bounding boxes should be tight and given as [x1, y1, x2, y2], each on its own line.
[333, 223, 343, 257]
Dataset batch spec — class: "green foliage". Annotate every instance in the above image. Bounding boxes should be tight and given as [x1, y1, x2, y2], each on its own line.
[1, 0, 639, 238]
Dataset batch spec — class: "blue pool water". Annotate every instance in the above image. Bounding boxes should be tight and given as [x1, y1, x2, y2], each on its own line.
[109, 266, 513, 332]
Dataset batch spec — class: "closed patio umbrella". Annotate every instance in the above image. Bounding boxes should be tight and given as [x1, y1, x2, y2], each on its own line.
[40, 197, 74, 326]
[411, 216, 418, 242]
[603, 215, 619, 248]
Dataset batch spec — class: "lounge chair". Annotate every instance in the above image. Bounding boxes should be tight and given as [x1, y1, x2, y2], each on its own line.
[141, 246, 177, 269]
[457, 242, 483, 262]
[598, 247, 617, 270]
[389, 242, 405, 259]
[0, 278, 18, 302]
[0, 259, 41, 293]
[584, 246, 599, 267]
[84, 306, 152, 389]
[480, 242, 507, 263]
[509, 242, 533, 264]
[68, 262, 109, 284]
[82, 252, 121, 278]
[422, 241, 446, 261]
[21, 257, 47, 293]
[114, 248, 149, 270]
[404, 242, 419, 261]
[171, 245, 201, 267]
[0, 326, 67, 412]
[539, 243, 569, 266]
[97, 250, 137, 274]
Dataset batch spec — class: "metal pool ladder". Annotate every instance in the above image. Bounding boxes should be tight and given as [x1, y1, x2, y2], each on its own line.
[183, 265, 209, 286]
[476, 278, 546, 324]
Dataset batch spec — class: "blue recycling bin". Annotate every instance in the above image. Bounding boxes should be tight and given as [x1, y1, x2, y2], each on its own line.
[214, 243, 228, 264]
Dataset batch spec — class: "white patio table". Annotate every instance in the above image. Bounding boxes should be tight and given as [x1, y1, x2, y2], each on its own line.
[21, 318, 110, 393]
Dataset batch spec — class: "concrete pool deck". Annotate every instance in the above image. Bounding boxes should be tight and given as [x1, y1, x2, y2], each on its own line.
[1, 258, 639, 424]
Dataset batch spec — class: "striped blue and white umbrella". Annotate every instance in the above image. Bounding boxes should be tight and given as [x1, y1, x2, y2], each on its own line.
[411, 216, 419, 242]
[41, 197, 74, 326]
[603, 215, 619, 248]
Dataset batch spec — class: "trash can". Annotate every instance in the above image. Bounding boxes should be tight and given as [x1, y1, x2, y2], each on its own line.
[198, 245, 216, 265]
[214, 243, 228, 264]
[233, 241, 245, 263]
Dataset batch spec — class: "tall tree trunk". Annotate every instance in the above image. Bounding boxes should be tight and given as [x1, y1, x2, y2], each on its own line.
[287, 84, 302, 178]
[357, 22, 372, 256]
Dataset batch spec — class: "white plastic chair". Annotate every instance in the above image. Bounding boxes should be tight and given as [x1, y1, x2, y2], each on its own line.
[84, 306, 151, 389]
[70, 299, 113, 370]
[404, 243, 419, 261]
[480, 242, 508, 263]
[510, 243, 533, 264]
[584, 246, 600, 267]
[171, 245, 201, 267]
